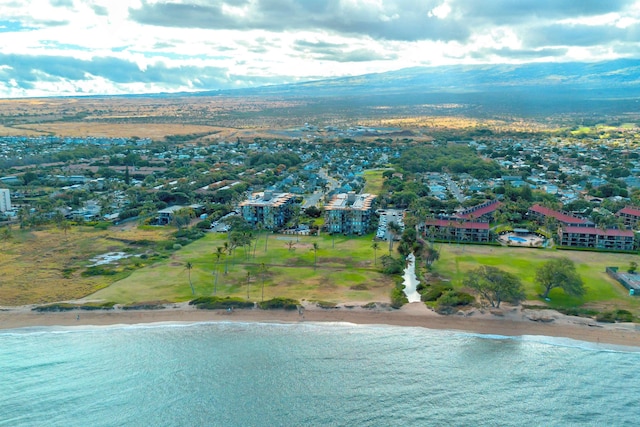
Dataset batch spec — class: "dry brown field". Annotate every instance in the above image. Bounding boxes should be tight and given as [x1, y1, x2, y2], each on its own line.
[0, 226, 172, 306]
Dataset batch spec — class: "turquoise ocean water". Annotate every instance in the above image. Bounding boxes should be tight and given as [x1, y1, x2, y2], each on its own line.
[1, 322, 639, 426]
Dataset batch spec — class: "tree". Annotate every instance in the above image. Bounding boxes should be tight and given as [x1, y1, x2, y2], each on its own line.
[423, 245, 440, 269]
[185, 261, 195, 295]
[246, 271, 251, 300]
[213, 246, 224, 295]
[59, 220, 71, 237]
[371, 242, 380, 266]
[260, 262, 268, 302]
[387, 221, 401, 253]
[536, 257, 585, 299]
[464, 266, 524, 308]
[312, 242, 319, 270]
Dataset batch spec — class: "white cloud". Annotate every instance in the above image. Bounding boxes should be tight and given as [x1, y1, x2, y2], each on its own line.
[0, 0, 637, 97]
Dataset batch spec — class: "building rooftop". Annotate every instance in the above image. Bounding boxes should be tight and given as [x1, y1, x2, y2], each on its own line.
[325, 192, 376, 211]
[239, 191, 294, 208]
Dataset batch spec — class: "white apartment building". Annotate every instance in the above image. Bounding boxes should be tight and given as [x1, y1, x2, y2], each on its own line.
[0, 188, 10, 212]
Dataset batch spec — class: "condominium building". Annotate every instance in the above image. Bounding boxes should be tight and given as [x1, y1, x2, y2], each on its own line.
[616, 206, 640, 229]
[558, 226, 635, 251]
[324, 192, 377, 235]
[423, 219, 491, 243]
[239, 191, 295, 230]
[0, 188, 10, 212]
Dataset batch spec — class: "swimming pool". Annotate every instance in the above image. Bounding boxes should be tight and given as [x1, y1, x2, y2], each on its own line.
[508, 236, 528, 243]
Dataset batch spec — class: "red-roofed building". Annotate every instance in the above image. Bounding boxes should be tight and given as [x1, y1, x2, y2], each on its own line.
[617, 206, 640, 229]
[457, 200, 501, 223]
[423, 219, 491, 243]
[558, 226, 635, 251]
[528, 204, 592, 227]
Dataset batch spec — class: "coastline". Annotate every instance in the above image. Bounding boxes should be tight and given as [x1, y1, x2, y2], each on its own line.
[2, 302, 640, 347]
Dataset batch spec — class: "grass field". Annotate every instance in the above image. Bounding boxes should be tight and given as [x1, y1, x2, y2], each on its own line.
[4, 221, 640, 315]
[0, 225, 173, 305]
[362, 169, 387, 194]
[88, 232, 395, 304]
[431, 243, 640, 312]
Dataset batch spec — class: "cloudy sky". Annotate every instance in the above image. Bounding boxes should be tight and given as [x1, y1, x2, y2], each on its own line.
[1, 0, 639, 98]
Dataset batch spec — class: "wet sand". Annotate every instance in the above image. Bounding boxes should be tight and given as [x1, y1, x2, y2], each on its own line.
[2, 302, 639, 348]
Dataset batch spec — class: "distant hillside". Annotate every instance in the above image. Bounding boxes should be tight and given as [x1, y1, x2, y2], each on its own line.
[203, 59, 640, 117]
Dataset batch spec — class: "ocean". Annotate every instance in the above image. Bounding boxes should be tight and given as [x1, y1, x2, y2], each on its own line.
[1, 322, 639, 427]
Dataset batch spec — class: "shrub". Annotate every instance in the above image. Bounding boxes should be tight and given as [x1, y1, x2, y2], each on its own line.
[32, 303, 77, 312]
[258, 297, 300, 310]
[196, 220, 211, 230]
[81, 266, 118, 277]
[79, 302, 116, 310]
[189, 296, 254, 310]
[435, 291, 475, 314]
[315, 301, 337, 309]
[121, 301, 169, 310]
[362, 302, 377, 309]
[390, 286, 408, 309]
[421, 284, 453, 302]
[596, 309, 634, 323]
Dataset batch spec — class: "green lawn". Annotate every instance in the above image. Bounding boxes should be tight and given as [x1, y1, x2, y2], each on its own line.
[88, 232, 395, 304]
[362, 169, 387, 194]
[88, 230, 640, 314]
[431, 244, 640, 311]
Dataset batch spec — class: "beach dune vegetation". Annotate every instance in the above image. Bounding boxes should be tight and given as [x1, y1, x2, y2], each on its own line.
[189, 296, 254, 310]
[258, 297, 300, 310]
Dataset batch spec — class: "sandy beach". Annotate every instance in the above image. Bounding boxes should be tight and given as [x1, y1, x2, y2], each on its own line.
[2, 301, 640, 348]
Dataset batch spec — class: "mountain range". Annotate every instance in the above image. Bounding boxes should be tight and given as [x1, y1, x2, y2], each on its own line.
[203, 59, 640, 117]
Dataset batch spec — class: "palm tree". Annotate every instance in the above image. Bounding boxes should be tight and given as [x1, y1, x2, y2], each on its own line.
[371, 241, 380, 266]
[223, 241, 230, 274]
[213, 246, 224, 295]
[253, 223, 263, 258]
[312, 242, 319, 270]
[186, 261, 195, 295]
[388, 221, 401, 253]
[260, 262, 268, 302]
[246, 271, 251, 300]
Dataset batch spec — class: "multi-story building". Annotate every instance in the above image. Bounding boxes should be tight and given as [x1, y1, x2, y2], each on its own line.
[423, 219, 491, 243]
[616, 206, 640, 229]
[558, 226, 635, 251]
[456, 200, 501, 223]
[324, 192, 376, 235]
[0, 188, 10, 212]
[528, 204, 593, 227]
[239, 191, 295, 230]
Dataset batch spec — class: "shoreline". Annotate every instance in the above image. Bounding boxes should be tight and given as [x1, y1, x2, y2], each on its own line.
[2, 302, 640, 348]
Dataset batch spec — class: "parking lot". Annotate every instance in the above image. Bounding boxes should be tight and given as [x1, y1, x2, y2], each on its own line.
[376, 209, 405, 240]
